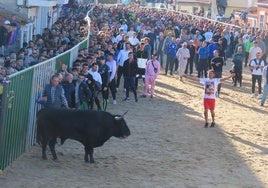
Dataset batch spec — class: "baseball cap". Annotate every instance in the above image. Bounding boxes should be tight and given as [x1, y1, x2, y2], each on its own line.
[4, 20, 11, 25]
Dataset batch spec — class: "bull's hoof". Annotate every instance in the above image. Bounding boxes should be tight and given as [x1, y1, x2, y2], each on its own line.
[42, 156, 47, 160]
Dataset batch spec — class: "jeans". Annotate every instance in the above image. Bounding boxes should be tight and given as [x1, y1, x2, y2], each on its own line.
[198, 59, 208, 78]
[185, 58, 194, 75]
[116, 66, 123, 88]
[108, 78, 117, 100]
[261, 84, 268, 105]
[252, 74, 262, 94]
[124, 76, 137, 99]
[165, 55, 175, 75]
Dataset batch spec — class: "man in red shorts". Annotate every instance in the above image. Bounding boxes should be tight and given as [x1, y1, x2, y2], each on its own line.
[183, 70, 235, 128]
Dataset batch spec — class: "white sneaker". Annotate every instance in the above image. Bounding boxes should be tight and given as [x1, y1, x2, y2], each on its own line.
[251, 94, 255, 98]
[258, 94, 262, 99]
[113, 100, 117, 105]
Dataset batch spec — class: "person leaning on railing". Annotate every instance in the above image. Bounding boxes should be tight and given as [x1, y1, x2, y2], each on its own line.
[38, 74, 69, 109]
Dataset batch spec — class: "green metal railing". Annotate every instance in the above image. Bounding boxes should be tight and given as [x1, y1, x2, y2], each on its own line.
[0, 4, 94, 170]
[0, 40, 88, 170]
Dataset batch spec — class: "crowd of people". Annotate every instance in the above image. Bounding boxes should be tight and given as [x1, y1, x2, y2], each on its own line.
[0, 1, 91, 110]
[1, 2, 268, 113]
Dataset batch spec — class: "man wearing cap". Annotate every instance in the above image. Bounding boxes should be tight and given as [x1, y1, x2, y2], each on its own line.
[0, 20, 11, 55]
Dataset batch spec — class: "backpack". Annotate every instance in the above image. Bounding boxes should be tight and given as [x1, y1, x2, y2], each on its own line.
[250, 58, 263, 72]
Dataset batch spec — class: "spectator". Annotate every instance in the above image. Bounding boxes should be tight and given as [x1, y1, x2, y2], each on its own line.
[106, 53, 117, 105]
[211, 50, 224, 96]
[38, 74, 69, 109]
[142, 54, 161, 98]
[232, 46, 244, 87]
[88, 62, 102, 111]
[122, 52, 138, 102]
[165, 37, 178, 75]
[197, 41, 209, 78]
[154, 32, 165, 68]
[62, 73, 75, 108]
[116, 42, 133, 90]
[176, 42, 190, 81]
[249, 40, 262, 65]
[0, 20, 11, 55]
[74, 73, 91, 110]
[249, 52, 265, 99]
[135, 42, 148, 90]
[98, 56, 110, 111]
[15, 58, 26, 71]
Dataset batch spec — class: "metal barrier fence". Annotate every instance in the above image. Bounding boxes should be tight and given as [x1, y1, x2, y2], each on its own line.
[0, 39, 88, 170]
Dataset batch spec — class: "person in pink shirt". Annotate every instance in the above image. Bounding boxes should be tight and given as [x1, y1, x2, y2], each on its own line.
[141, 54, 161, 98]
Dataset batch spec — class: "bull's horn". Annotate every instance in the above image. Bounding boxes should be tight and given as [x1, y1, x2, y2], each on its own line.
[121, 111, 128, 117]
[114, 116, 122, 120]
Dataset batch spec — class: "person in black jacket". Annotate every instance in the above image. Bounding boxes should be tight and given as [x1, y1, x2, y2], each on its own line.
[62, 73, 75, 108]
[211, 50, 224, 97]
[122, 52, 138, 102]
[98, 56, 110, 111]
[73, 73, 91, 109]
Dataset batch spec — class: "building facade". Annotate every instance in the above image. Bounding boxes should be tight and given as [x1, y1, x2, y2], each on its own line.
[0, 0, 68, 50]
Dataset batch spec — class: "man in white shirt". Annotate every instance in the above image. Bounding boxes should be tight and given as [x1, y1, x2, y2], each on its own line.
[176, 42, 190, 81]
[88, 62, 102, 110]
[249, 52, 265, 98]
[249, 40, 262, 62]
[129, 32, 140, 47]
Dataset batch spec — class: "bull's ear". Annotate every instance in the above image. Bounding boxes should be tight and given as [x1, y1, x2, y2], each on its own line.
[121, 111, 128, 117]
[114, 116, 122, 120]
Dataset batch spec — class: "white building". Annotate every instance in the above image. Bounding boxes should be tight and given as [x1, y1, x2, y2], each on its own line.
[0, 0, 68, 48]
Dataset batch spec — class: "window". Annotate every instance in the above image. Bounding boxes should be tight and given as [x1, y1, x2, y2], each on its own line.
[260, 14, 264, 28]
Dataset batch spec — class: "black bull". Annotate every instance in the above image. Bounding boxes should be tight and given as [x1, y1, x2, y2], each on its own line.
[36, 108, 130, 163]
